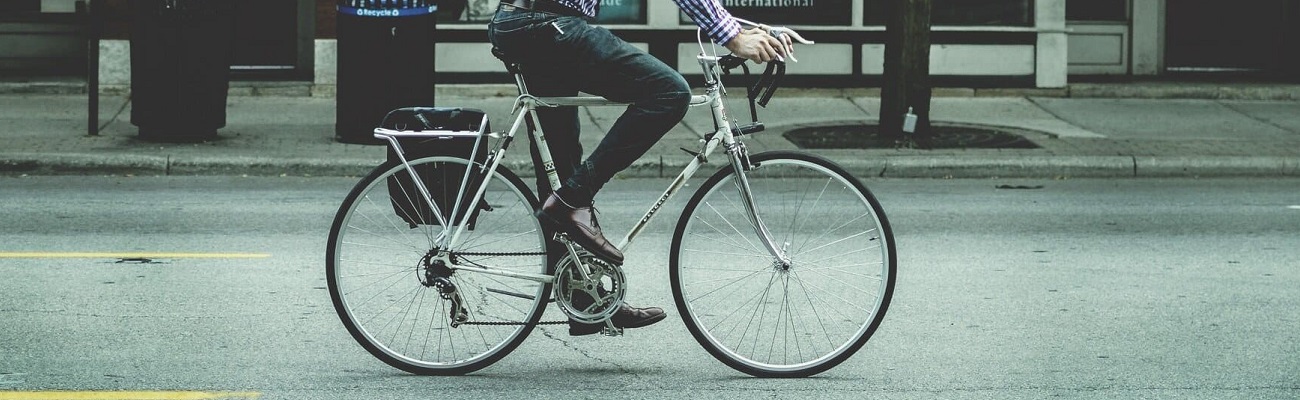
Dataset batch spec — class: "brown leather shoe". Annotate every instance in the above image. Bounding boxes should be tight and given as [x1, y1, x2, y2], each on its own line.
[569, 303, 667, 336]
[536, 192, 624, 264]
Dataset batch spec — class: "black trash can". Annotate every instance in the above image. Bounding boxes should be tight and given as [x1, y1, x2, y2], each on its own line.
[130, 0, 236, 143]
[335, 0, 438, 145]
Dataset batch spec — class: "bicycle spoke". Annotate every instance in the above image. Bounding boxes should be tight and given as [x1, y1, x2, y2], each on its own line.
[787, 270, 872, 315]
[796, 262, 885, 280]
[792, 269, 837, 355]
[690, 215, 761, 254]
[704, 200, 764, 254]
[688, 267, 768, 303]
[679, 247, 773, 259]
[343, 267, 414, 303]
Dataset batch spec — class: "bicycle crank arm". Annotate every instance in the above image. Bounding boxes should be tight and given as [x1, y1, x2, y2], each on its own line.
[553, 233, 594, 281]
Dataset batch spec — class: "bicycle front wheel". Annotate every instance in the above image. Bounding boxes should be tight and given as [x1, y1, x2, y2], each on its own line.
[670, 151, 896, 378]
[327, 156, 550, 375]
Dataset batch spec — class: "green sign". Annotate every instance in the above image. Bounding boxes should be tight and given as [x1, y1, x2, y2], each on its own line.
[596, 0, 645, 24]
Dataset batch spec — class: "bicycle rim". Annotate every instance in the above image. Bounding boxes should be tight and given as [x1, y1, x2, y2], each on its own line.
[671, 151, 896, 377]
[327, 157, 549, 375]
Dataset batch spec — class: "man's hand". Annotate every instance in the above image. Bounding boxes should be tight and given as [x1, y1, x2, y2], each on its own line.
[724, 28, 793, 64]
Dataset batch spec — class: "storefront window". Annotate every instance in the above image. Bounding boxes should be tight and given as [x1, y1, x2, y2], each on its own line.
[0, 1, 38, 12]
[445, 0, 645, 24]
[684, 0, 852, 26]
[1066, 0, 1127, 21]
[0, 0, 40, 20]
[865, 0, 1033, 26]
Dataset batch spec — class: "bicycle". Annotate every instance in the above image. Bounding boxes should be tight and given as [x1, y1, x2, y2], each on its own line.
[326, 21, 896, 378]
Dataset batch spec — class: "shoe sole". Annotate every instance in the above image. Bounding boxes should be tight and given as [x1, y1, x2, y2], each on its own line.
[568, 312, 668, 336]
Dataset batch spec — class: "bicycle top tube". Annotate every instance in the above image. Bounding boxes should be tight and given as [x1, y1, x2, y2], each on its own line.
[517, 94, 714, 108]
[373, 128, 499, 139]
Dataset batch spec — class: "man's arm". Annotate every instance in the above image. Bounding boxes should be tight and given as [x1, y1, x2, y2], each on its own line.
[674, 0, 743, 45]
[674, 0, 791, 63]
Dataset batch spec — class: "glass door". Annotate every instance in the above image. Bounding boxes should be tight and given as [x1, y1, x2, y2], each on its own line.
[1165, 0, 1289, 78]
[230, 0, 307, 79]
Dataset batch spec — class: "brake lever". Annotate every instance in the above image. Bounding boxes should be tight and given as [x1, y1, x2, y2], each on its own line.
[769, 27, 815, 45]
[767, 27, 814, 62]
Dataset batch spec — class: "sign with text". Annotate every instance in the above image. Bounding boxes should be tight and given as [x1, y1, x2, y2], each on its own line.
[450, 0, 644, 23]
[596, 0, 646, 24]
[683, 0, 851, 26]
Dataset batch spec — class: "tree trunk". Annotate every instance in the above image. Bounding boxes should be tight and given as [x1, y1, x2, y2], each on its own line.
[880, 0, 932, 146]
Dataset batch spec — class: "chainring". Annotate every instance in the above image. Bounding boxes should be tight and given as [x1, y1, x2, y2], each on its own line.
[553, 251, 626, 324]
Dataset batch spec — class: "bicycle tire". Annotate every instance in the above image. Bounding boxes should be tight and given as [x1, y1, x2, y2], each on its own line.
[327, 156, 551, 375]
[670, 151, 896, 378]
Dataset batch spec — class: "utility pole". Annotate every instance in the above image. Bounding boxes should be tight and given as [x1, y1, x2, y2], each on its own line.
[880, 0, 932, 146]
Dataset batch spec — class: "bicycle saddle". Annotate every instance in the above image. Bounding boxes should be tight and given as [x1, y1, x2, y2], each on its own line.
[491, 47, 524, 75]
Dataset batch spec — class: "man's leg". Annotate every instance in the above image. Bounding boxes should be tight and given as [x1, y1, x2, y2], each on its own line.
[518, 64, 582, 201]
[548, 22, 694, 201]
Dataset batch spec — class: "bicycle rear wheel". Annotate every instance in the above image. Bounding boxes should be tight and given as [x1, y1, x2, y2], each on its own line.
[327, 156, 550, 375]
[670, 151, 895, 377]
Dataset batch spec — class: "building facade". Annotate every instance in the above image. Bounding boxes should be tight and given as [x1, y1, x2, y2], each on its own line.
[3, 0, 1297, 88]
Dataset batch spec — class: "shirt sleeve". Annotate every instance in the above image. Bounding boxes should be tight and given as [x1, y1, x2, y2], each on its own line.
[674, 0, 743, 46]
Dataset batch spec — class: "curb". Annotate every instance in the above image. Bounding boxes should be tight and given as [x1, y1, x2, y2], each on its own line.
[1134, 156, 1300, 178]
[6, 81, 1300, 101]
[9, 153, 1295, 179]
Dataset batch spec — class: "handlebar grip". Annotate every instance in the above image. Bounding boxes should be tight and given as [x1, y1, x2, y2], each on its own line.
[733, 122, 765, 137]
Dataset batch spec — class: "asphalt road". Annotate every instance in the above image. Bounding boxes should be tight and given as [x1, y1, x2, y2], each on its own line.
[1, 176, 1298, 399]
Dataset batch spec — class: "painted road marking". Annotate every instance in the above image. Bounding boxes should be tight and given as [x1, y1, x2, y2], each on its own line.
[0, 392, 260, 400]
[0, 253, 270, 259]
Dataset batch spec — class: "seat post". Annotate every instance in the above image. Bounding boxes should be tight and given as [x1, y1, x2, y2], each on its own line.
[512, 69, 530, 96]
[491, 47, 530, 95]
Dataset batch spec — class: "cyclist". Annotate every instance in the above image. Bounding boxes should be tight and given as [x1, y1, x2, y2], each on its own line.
[488, 0, 792, 335]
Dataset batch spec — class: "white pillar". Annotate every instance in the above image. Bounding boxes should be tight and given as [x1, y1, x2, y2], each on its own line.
[1035, 0, 1069, 88]
[98, 40, 131, 89]
[1130, 0, 1166, 75]
[312, 39, 338, 97]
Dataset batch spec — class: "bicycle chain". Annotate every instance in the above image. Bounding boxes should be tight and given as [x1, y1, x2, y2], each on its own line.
[460, 320, 568, 326]
[454, 251, 547, 257]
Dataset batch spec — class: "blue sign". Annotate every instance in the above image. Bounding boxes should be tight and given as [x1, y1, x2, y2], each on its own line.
[339, 0, 438, 17]
[338, 6, 437, 17]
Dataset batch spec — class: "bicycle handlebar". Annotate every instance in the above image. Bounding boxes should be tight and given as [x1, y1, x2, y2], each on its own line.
[693, 19, 811, 126]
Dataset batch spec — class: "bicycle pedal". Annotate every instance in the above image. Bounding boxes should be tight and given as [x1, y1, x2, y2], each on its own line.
[601, 321, 623, 337]
[552, 232, 574, 245]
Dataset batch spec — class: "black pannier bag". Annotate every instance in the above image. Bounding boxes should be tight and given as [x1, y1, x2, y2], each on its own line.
[382, 107, 492, 229]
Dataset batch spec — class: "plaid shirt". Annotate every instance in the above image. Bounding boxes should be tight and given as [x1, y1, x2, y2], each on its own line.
[551, 0, 742, 45]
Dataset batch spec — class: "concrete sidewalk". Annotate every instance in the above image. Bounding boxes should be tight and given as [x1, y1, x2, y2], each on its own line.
[2, 85, 1298, 178]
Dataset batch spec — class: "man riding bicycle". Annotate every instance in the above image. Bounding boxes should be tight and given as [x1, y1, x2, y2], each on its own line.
[487, 0, 793, 336]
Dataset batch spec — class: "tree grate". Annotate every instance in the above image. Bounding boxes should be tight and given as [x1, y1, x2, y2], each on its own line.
[783, 124, 1041, 149]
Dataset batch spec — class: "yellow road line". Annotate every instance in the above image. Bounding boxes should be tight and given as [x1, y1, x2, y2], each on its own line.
[0, 253, 270, 259]
[0, 392, 260, 400]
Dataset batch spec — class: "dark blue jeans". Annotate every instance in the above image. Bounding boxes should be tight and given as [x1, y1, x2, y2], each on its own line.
[488, 7, 692, 200]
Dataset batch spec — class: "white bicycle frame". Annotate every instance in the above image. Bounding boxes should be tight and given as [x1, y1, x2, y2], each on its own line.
[371, 22, 810, 285]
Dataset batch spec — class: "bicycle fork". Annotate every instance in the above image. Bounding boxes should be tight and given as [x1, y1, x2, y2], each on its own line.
[725, 141, 792, 270]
